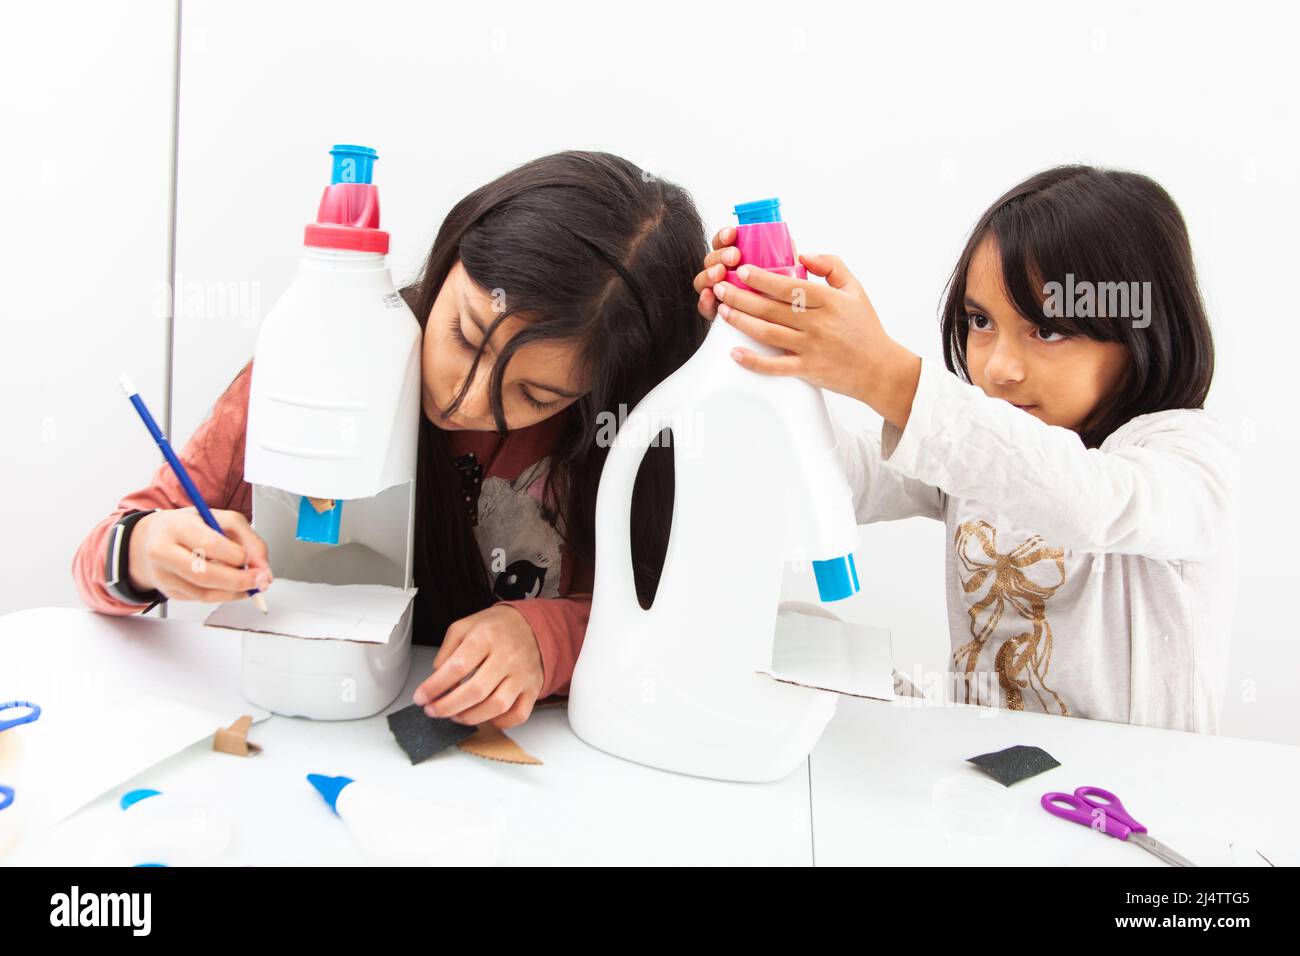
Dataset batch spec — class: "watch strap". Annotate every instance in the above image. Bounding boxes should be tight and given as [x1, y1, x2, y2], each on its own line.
[104, 509, 166, 610]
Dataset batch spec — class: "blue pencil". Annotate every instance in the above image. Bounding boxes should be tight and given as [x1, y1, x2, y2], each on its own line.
[118, 374, 268, 613]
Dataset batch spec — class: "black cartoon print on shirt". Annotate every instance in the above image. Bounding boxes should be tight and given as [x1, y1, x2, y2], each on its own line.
[468, 456, 564, 601]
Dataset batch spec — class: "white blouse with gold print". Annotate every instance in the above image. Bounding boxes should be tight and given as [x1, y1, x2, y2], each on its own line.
[832, 357, 1239, 734]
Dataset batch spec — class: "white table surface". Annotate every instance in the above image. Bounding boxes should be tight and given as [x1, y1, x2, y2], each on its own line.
[3, 607, 1297, 866]
[0, 608, 810, 866]
[811, 695, 1299, 867]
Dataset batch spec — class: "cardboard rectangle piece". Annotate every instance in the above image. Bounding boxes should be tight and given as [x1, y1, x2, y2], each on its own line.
[757, 608, 896, 701]
[205, 579, 416, 644]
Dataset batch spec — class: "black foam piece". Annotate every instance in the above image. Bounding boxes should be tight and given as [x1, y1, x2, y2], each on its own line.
[386, 703, 477, 765]
[967, 744, 1061, 787]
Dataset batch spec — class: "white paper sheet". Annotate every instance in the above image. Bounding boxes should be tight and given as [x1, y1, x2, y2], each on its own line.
[20, 693, 231, 829]
[204, 580, 417, 644]
[759, 607, 896, 701]
[0, 607, 272, 831]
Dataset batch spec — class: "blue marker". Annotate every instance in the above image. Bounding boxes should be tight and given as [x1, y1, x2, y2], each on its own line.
[118, 374, 268, 612]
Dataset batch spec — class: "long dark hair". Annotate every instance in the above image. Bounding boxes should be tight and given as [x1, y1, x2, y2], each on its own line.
[401, 151, 708, 643]
[940, 165, 1215, 448]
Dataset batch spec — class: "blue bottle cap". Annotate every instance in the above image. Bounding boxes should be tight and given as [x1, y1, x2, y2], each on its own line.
[296, 495, 343, 544]
[812, 552, 861, 602]
[733, 197, 783, 224]
[307, 774, 354, 815]
[120, 788, 163, 810]
[330, 144, 378, 185]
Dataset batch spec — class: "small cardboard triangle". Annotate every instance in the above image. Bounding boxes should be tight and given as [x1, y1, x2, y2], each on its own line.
[213, 714, 262, 757]
[457, 724, 542, 765]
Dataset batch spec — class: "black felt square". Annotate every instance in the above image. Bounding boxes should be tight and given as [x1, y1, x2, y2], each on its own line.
[967, 744, 1061, 787]
[386, 703, 477, 765]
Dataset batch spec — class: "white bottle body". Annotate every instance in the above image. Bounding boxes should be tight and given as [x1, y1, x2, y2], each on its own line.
[238, 246, 422, 721]
[244, 247, 422, 502]
[569, 317, 860, 782]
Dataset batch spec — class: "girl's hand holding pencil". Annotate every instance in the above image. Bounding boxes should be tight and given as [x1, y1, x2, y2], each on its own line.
[119, 374, 271, 611]
[127, 507, 272, 606]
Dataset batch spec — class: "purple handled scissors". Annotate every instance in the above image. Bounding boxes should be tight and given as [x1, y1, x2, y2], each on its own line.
[1041, 786, 1196, 867]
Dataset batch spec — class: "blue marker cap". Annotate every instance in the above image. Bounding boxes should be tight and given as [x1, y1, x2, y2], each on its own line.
[733, 197, 783, 225]
[330, 144, 377, 185]
[307, 774, 354, 815]
[812, 552, 861, 602]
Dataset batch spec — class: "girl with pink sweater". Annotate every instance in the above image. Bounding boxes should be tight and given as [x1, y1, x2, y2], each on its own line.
[73, 151, 707, 730]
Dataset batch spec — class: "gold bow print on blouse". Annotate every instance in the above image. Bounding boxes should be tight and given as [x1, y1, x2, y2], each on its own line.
[953, 520, 1069, 715]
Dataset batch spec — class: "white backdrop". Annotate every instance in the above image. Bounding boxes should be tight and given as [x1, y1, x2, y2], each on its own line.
[4, 0, 1297, 744]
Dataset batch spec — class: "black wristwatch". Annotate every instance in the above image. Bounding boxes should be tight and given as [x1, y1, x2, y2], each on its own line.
[104, 509, 166, 611]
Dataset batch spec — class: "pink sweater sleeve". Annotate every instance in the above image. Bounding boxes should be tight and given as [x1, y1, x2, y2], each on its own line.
[70, 361, 255, 614]
[499, 594, 591, 698]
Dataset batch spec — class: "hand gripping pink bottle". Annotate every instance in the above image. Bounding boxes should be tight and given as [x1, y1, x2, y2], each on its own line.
[724, 197, 806, 292]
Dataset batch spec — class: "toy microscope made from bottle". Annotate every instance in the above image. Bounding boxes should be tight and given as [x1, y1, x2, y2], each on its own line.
[568, 197, 862, 783]
[237, 145, 422, 721]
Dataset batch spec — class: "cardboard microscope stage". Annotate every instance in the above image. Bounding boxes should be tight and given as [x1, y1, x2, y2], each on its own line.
[204, 145, 421, 721]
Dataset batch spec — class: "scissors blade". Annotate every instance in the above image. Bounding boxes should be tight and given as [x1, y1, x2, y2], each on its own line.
[1130, 833, 1197, 867]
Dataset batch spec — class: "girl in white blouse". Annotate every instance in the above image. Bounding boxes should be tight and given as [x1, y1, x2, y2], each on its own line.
[695, 166, 1236, 733]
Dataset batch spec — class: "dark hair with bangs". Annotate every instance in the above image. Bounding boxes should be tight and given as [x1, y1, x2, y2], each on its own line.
[940, 165, 1215, 448]
[400, 151, 708, 642]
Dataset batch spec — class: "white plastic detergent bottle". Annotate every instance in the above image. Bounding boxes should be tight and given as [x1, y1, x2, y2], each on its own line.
[568, 198, 863, 783]
[239, 145, 423, 720]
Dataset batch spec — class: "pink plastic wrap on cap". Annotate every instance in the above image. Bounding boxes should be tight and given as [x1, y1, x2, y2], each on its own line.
[725, 220, 807, 292]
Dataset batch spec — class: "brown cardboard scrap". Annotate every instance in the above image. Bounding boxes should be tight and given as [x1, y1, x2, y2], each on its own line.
[306, 496, 336, 514]
[457, 724, 542, 765]
[213, 714, 262, 756]
[533, 695, 567, 710]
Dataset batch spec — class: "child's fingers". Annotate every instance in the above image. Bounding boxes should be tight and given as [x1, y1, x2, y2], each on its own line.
[710, 225, 735, 250]
[799, 253, 865, 296]
[215, 510, 272, 572]
[163, 543, 263, 592]
[697, 288, 717, 320]
[418, 627, 489, 707]
[692, 263, 725, 295]
[455, 680, 532, 727]
[728, 264, 827, 308]
[692, 244, 749, 296]
[703, 245, 741, 271]
[488, 691, 539, 730]
[430, 615, 470, 671]
[728, 347, 805, 377]
[693, 247, 743, 294]
[152, 566, 250, 604]
[176, 517, 247, 571]
[427, 653, 504, 719]
[712, 280, 810, 329]
[717, 303, 802, 353]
